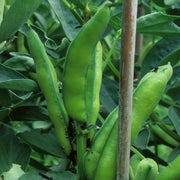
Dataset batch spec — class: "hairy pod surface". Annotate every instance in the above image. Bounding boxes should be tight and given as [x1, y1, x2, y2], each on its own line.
[27, 28, 71, 155]
[62, 2, 111, 123]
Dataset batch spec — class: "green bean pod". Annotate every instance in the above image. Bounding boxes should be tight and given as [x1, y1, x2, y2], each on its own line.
[91, 106, 118, 153]
[84, 64, 173, 179]
[131, 63, 173, 143]
[27, 28, 71, 155]
[17, 32, 28, 54]
[155, 155, 180, 180]
[93, 120, 118, 180]
[62, 2, 111, 123]
[86, 41, 102, 138]
[150, 124, 179, 147]
[134, 158, 159, 180]
[83, 150, 101, 180]
[130, 154, 143, 176]
[84, 107, 118, 180]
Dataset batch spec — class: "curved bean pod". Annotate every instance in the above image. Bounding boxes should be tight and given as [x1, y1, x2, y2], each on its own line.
[27, 28, 71, 155]
[62, 2, 111, 123]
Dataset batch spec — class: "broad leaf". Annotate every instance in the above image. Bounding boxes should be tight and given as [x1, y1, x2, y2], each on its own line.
[46, 171, 77, 180]
[133, 128, 150, 150]
[10, 106, 50, 122]
[0, 64, 38, 91]
[1, 164, 25, 180]
[48, 0, 81, 41]
[18, 170, 76, 180]
[3, 55, 35, 72]
[0, 0, 4, 25]
[18, 130, 67, 158]
[168, 146, 180, 162]
[0, 108, 10, 121]
[141, 36, 180, 77]
[100, 75, 119, 117]
[0, 133, 31, 174]
[137, 12, 180, 37]
[164, 0, 180, 6]
[0, 0, 43, 43]
[168, 106, 180, 135]
[166, 65, 180, 91]
[18, 171, 44, 180]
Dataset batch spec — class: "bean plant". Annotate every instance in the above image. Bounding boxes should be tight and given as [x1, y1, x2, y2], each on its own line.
[0, 0, 180, 180]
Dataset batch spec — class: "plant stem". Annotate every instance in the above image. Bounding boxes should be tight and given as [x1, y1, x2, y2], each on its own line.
[102, 30, 121, 72]
[98, 113, 105, 124]
[150, 111, 180, 142]
[75, 123, 87, 180]
[130, 146, 145, 160]
[107, 60, 120, 78]
[61, 0, 83, 25]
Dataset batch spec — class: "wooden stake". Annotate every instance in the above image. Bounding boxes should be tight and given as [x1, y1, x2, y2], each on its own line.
[117, 0, 138, 180]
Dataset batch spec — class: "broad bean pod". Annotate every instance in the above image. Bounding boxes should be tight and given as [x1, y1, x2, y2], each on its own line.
[62, 2, 111, 123]
[86, 41, 103, 138]
[134, 158, 159, 180]
[84, 64, 173, 179]
[130, 154, 143, 177]
[27, 28, 71, 155]
[150, 124, 179, 147]
[84, 107, 118, 180]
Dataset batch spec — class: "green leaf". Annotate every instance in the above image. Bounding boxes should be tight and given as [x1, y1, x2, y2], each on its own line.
[166, 66, 180, 102]
[166, 66, 180, 90]
[18, 171, 45, 180]
[0, 89, 28, 107]
[164, 0, 180, 6]
[0, 64, 38, 91]
[0, 0, 5, 25]
[18, 170, 76, 180]
[166, 87, 180, 103]
[0, 108, 10, 121]
[137, 12, 180, 37]
[168, 106, 180, 135]
[48, 0, 81, 41]
[168, 146, 180, 162]
[1, 164, 25, 180]
[20, 24, 60, 58]
[141, 36, 180, 77]
[46, 171, 77, 180]
[10, 106, 50, 122]
[133, 128, 150, 150]
[49, 159, 69, 172]
[153, 0, 166, 7]
[18, 130, 67, 158]
[0, 0, 43, 43]
[0, 133, 31, 174]
[100, 76, 119, 117]
[0, 89, 11, 106]
[3, 55, 35, 72]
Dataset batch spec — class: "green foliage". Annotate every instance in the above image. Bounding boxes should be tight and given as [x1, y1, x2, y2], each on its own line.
[0, 0, 180, 179]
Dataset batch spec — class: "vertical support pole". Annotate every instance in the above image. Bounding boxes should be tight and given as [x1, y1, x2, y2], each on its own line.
[117, 0, 138, 180]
